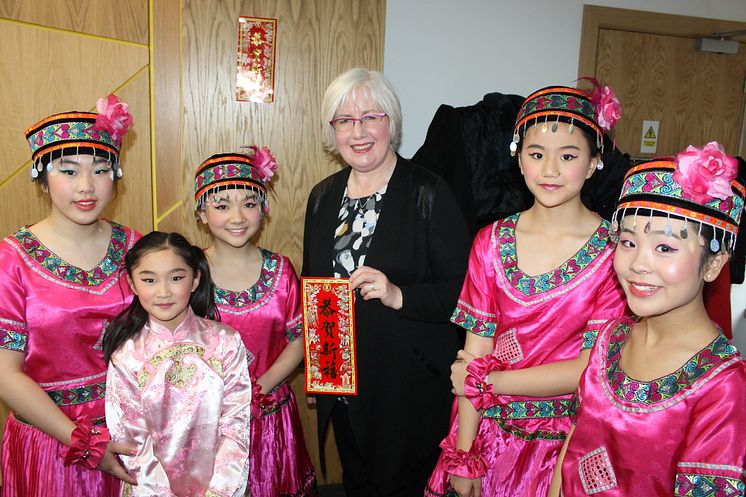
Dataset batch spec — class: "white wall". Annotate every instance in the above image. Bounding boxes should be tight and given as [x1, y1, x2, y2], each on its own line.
[383, 0, 746, 348]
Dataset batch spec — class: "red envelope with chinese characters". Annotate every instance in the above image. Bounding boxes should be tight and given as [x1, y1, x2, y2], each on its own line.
[301, 277, 357, 395]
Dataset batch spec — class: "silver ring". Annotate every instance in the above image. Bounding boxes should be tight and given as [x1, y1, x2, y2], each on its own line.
[369, 284, 376, 292]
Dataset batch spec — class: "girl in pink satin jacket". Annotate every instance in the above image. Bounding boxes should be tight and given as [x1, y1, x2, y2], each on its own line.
[103, 231, 252, 497]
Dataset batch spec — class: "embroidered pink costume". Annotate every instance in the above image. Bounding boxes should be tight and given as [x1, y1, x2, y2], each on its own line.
[427, 214, 627, 497]
[106, 308, 252, 497]
[560, 317, 746, 496]
[214, 249, 316, 497]
[0, 222, 138, 497]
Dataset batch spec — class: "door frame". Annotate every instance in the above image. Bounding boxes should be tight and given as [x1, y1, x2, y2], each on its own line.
[578, 5, 746, 157]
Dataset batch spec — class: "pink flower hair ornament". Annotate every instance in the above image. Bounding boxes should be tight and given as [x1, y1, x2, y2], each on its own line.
[577, 77, 622, 132]
[673, 141, 738, 204]
[94, 95, 133, 144]
[247, 145, 278, 183]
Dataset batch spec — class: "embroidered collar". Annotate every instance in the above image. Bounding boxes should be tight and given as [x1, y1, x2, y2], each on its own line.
[214, 248, 279, 307]
[499, 214, 611, 296]
[12, 222, 126, 287]
[605, 321, 737, 405]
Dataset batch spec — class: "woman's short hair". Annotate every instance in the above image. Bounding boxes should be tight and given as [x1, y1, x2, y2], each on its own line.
[321, 68, 402, 153]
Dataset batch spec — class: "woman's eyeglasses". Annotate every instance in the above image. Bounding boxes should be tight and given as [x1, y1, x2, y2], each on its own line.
[329, 113, 388, 132]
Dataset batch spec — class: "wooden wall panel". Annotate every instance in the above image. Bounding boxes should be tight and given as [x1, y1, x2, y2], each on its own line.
[0, 0, 148, 44]
[174, 0, 386, 484]
[101, 69, 154, 232]
[595, 29, 746, 157]
[0, 16, 149, 235]
[152, 0, 182, 223]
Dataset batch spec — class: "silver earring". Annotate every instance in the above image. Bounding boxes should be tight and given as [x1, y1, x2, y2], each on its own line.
[596, 159, 604, 170]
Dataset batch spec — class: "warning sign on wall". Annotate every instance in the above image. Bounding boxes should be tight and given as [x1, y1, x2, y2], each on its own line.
[640, 120, 660, 154]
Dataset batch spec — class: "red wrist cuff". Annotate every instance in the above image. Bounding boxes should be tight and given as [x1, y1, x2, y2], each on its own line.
[439, 432, 487, 479]
[464, 354, 510, 411]
[60, 417, 110, 469]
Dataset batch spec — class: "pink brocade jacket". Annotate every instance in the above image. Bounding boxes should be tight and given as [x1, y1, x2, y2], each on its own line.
[105, 309, 252, 497]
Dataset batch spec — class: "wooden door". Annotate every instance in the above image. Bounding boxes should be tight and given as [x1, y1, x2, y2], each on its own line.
[579, 6, 746, 160]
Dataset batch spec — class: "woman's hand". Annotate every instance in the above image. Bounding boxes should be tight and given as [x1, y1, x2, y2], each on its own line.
[350, 266, 402, 310]
[450, 475, 482, 497]
[98, 441, 137, 485]
[451, 349, 477, 396]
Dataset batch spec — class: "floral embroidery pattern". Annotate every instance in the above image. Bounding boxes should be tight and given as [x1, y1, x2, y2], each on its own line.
[12, 223, 126, 287]
[606, 323, 736, 405]
[495, 419, 566, 441]
[285, 315, 303, 342]
[214, 249, 278, 307]
[499, 215, 611, 296]
[0, 329, 27, 352]
[451, 306, 498, 337]
[582, 330, 600, 349]
[674, 472, 744, 496]
[482, 399, 572, 420]
[46, 381, 106, 406]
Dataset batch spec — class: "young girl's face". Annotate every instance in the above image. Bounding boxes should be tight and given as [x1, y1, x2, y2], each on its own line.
[45, 154, 115, 227]
[518, 123, 597, 210]
[199, 189, 262, 248]
[613, 216, 722, 318]
[128, 248, 200, 332]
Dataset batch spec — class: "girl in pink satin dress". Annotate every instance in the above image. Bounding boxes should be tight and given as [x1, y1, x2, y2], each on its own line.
[548, 146, 746, 496]
[427, 82, 629, 497]
[0, 97, 138, 497]
[194, 150, 317, 497]
[104, 231, 252, 497]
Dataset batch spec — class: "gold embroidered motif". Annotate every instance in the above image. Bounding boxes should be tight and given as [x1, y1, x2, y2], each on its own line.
[137, 370, 152, 389]
[207, 357, 225, 377]
[165, 363, 197, 388]
[148, 344, 206, 388]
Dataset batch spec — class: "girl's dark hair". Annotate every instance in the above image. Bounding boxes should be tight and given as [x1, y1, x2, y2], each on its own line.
[103, 231, 218, 362]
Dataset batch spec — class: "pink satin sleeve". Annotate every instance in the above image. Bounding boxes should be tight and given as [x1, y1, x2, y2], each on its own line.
[581, 263, 627, 350]
[451, 228, 500, 337]
[675, 365, 746, 495]
[0, 245, 27, 351]
[106, 344, 172, 495]
[207, 332, 253, 496]
[283, 259, 303, 343]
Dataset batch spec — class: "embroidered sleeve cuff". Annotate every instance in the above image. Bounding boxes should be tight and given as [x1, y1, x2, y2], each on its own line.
[451, 306, 497, 337]
[0, 320, 28, 352]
